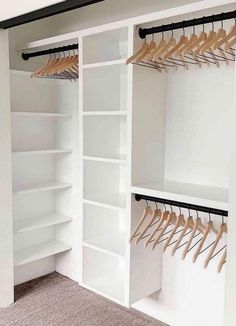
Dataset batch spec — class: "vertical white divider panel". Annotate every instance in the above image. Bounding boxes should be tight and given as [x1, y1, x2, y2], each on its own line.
[124, 24, 134, 307]
[224, 61, 236, 326]
[78, 34, 84, 285]
[0, 30, 14, 307]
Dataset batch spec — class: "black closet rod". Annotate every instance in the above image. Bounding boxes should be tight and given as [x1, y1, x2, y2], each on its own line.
[139, 9, 236, 39]
[134, 193, 228, 217]
[22, 43, 79, 61]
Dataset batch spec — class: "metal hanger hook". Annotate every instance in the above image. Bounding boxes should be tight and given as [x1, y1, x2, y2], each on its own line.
[145, 200, 149, 208]
[208, 212, 212, 222]
[196, 209, 199, 219]
[182, 21, 186, 36]
[193, 21, 196, 35]
[188, 205, 191, 217]
[221, 215, 225, 225]
[212, 16, 215, 31]
[155, 201, 158, 210]
[179, 205, 182, 216]
[161, 28, 164, 40]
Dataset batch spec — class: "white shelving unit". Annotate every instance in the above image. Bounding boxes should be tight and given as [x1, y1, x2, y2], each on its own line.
[81, 27, 130, 305]
[1, 2, 235, 325]
[10, 69, 79, 286]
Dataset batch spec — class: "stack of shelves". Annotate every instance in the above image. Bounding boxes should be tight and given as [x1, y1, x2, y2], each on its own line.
[81, 27, 128, 304]
[11, 71, 75, 281]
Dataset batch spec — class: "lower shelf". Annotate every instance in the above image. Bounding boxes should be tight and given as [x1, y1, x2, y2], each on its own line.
[83, 271, 125, 304]
[83, 246, 125, 303]
[14, 241, 72, 267]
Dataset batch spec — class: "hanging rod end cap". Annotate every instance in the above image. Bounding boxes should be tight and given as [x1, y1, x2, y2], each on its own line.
[22, 52, 30, 61]
[138, 27, 146, 39]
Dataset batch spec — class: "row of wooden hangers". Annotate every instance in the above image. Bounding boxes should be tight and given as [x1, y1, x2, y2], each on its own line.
[126, 19, 236, 71]
[130, 201, 227, 273]
[31, 50, 79, 80]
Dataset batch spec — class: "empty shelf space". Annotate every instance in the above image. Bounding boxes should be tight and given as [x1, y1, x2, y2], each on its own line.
[83, 194, 126, 210]
[83, 155, 126, 164]
[83, 232, 126, 258]
[12, 149, 72, 155]
[83, 246, 125, 303]
[14, 213, 72, 233]
[13, 181, 72, 195]
[132, 180, 228, 211]
[82, 59, 126, 69]
[83, 111, 127, 116]
[14, 241, 72, 267]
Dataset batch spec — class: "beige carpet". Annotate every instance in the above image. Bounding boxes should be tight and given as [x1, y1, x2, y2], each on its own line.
[0, 272, 168, 326]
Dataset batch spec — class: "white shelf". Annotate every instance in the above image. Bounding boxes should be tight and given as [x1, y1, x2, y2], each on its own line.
[12, 149, 72, 155]
[83, 194, 126, 210]
[83, 155, 126, 164]
[83, 110, 127, 116]
[14, 213, 72, 233]
[83, 271, 125, 303]
[13, 181, 72, 195]
[14, 241, 72, 267]
[132, 180, 229, 211]
[83, 232, 126, 258]
[11, 112, 72, 118]
[82, 283, 124, 306]
[82, 59, 126, 69]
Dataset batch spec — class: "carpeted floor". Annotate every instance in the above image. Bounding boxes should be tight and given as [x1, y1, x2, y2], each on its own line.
[0, 272, 168, 326]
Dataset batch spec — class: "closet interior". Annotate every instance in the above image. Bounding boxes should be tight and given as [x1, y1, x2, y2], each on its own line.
[2, 1, 236, 325]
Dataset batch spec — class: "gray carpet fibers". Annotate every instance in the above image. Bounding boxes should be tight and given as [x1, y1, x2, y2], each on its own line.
[0, 272, 168, 326]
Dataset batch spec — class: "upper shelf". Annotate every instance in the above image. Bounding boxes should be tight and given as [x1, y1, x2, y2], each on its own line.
[132, 180, 228, 211]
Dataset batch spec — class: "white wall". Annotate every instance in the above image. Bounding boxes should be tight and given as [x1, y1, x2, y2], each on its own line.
[0, 0, 64, 21]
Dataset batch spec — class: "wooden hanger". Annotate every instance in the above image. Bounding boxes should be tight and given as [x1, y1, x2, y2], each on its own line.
[152, 210, 177, 250]
[213, 24, 236, 50]
[148, 31, 166, 60]
[50, 53, 74, 75]
[56, 55, 78, 75]
[192, 218, 216, 263]
[163, 210, 185, 252]
[217, 247, 227, 273]
[185, 28, 208, 56]
[129, 202, 153, 243]
[200, 25, 226, 53]
[134, 38, 157, 63]
[32, 55, 60, 78]
[224, 34, 236, 51]
[135, 203, 162, 245]
[144, 207, 170, 248]
[163, 30, 188, 60]
[182, 216, 205, 260]
[178, 33, 198, 57]
[126, 40, 149, 64]
[204, 222, 227, 268]
[171, 213, 194, 256]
